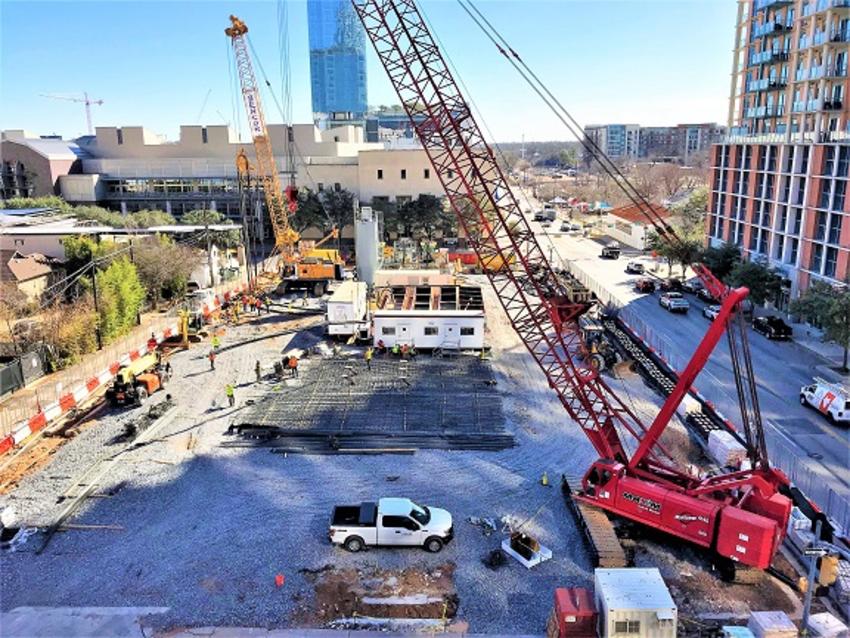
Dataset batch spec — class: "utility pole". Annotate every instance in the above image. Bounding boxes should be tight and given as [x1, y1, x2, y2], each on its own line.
[801, 519, 823, 636]
[205, 212, 215, 288]
[90, 261, 103, 350]
[128, 239, 141, 325]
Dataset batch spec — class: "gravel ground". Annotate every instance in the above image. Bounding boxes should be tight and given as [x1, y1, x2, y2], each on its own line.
[0, 284, 752, 633]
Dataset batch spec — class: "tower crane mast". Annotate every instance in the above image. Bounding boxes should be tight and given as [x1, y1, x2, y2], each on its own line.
[225, 15, 299, 253]
[352, 0, 793, 572]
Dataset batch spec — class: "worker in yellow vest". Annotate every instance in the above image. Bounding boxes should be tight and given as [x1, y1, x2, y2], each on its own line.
[225, 383, 235, 407]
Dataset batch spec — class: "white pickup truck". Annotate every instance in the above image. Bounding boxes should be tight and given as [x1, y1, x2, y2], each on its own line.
[328, 497, 454, 553]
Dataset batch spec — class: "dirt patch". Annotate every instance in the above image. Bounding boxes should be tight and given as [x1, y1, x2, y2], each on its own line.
[292, 562, 458, 627]
[628, 533, 801, 628]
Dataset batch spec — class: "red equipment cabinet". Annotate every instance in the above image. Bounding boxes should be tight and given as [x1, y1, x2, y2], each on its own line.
[548, 588, 597, 638]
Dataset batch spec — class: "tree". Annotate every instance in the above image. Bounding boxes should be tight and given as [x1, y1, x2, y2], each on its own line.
[728, 260, 781, 305]
[559, 147, 578, 168]
[792, 279, 850, 371]
[127, 208, 176, 228]
[95, 257, 145, 344]
[0, 195, 71, 211]
[61, 236, 120, 298]
[701, 242, 741, 281]
[133, 235, 202, 308]
[320, 188, 356, 232]
[396, 195, 452, 240]
[647, 231, 676, 276]
[40, 299, 99, 369]
[292, 188, 328, 233]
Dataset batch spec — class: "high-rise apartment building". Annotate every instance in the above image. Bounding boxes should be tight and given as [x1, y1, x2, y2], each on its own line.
[307, 0, 368, 124]
[584, 124, 641, 161]
[584, 123, 726, 163]
[709, 0, 850, 305]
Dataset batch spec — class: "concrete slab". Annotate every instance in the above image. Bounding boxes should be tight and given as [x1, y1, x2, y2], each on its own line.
[1, 606, 169, 638]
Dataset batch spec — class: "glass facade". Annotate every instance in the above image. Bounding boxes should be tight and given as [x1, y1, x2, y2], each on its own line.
[307, 0, 368, 117]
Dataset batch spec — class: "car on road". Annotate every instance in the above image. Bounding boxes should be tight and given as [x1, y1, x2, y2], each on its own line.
[682, 279, 704, 294]
[541, 219, 552, 228]
[625, 261, 645, 275]
[560, 221, 582, 232]
[697, 288, 719, 304]
[599, 246, 621, 260]
[659, 278, 684, 292]
[702, 305, 721, 321]
[800, 378, 850, 425]
[752, 316, 793, 340]
[659, 292, 690, 313]
[329, 497, 454, 553]
[634, 278, 656, 294]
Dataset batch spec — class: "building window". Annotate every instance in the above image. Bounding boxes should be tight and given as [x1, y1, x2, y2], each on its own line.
[377, 169, 384, 180]
[334, 182, 341, 192]
[401, 169, 407, 180]
[424, 326, 438, 336]
[820, 180, 832, 209]
[116, 129, 123, 145]
[613, 620, 641, 634]
[800, 146, 810, 174]
[839, 147, 850, 177]
[460, 327, 475, 336]
[381, 326, 396, 335]
[424, 168, 430, 179]
[333, 136, 339, 142]
[318, 182, 325, 191]
[823, 146, 836, 176]
[815, 210, 828, 240]
[832, 180, 846, 210]
[828, 213, 843, 243]
[788, 238, 799, 264]
[825, 247, 838, 277]
[810, 243, 824, 271]
[202, 127, 208, 144]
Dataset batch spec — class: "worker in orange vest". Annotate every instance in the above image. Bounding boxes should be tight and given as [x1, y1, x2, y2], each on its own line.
[208, 349, 217, 370]
[288, 355, 299, 378]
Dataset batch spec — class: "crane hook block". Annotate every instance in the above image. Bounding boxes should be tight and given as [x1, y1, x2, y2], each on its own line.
[225, 15, 248, 38]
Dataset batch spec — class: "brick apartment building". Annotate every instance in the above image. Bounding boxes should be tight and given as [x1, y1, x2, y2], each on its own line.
[708, 0, 850, 308]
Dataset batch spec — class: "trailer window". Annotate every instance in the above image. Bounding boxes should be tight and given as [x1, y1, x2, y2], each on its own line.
[381, 327, 396, 335]
[460, 327, 474, 336]
[424, 327, 438, 336]
[613, 620, 640, 634]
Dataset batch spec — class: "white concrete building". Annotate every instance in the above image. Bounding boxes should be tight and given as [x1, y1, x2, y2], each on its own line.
[47, 124, 443, 221]
[602, 203, 672, 251]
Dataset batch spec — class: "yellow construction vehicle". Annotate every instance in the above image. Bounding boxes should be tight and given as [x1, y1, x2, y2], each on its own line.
[105, 352, 170, 407]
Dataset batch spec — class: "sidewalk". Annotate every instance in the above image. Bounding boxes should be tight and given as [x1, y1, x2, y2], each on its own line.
[786, 320, 848, 375]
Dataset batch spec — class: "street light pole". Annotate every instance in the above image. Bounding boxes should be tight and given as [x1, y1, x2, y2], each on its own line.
[801, 518, 823, 636]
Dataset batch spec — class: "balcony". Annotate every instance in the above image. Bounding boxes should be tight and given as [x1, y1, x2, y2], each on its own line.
[755, 0, 792, 10]
[748, 78, 770, 91]
[752, 21, 792, 37]
[792, 100, 808, 112]
[807, 0, 850, 15]
[823, 99, 844, 109]
[825, 64, 848, 77]
[829, 29, 850, 42]
[809, 65, 826, 80]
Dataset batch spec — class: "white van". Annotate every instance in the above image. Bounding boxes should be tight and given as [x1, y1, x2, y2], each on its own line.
[800, 378, 850, 425]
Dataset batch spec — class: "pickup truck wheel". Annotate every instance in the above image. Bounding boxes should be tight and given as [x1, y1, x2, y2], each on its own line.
[344, 536, 364, 552]
[425, 537, 444, 553]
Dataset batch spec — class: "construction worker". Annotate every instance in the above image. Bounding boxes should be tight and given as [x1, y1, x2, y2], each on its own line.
[208, 349, 217, 370]
[255, 298, 263, 314]
[401, 343, 409, 360]
[392, 343, 400, 357]
[288, 355, 299, 378]
[376, 339, 386, 355]
[263, 296, 271, 314]
[225, 383, 235, 407]
[212, 334, 221, 351]
[365, 347, 373, 371]
[255, 360, 262, 382]
[147, 333, 158, 352]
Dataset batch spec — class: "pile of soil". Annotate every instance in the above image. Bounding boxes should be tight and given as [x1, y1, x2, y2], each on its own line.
[293, 562, 458, 626]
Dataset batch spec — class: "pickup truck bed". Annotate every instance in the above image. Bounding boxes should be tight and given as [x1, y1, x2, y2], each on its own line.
[332, 502, 377, 527]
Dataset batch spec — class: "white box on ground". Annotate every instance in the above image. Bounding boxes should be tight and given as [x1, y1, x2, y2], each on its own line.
[722, 628, 756, 638]
[806, 612, 848, 638]
[708, 430, 748, 469]
[326, 281, 368, 338]
[594, 568, 677, 638]
[675, 394, 701, 418]
[747, 611, 797, 638]
[500, 538, 552, 569]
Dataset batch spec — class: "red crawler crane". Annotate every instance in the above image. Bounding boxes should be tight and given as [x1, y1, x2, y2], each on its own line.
[352, 0, 792, 572]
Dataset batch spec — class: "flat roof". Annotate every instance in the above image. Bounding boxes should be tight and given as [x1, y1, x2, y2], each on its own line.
[595, 568, 676, 611]
[328, 280, 365, 303]
[373, 310, 484, 318]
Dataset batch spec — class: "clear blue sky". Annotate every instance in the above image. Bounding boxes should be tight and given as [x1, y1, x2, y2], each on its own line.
[0, 0, 737, 143]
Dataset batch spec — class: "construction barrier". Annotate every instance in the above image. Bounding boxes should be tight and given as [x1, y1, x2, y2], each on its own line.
[0, 281, 248, 456]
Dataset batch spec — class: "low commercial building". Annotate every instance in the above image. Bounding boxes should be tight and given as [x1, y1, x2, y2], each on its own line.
[594, 568, 677, 638]
[603, 203, 671, 250]
[373, 284, 485, 350]
[1, 131, 89, 198]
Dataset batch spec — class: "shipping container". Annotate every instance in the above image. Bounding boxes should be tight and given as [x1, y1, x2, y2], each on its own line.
[594, 568, 677, 638]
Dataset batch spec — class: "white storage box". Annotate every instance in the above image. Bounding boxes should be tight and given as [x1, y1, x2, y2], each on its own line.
[708, 430, 748, 469]
[748, 611, 797, 638]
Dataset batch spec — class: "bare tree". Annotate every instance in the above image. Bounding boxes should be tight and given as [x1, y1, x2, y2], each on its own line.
[134, 236, 204, 308]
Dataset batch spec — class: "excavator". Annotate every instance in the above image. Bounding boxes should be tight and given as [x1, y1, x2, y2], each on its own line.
[351, 0, 803, 578]
[227, 17, 344, 296]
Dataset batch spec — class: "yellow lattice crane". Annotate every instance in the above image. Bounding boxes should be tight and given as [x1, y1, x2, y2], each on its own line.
[225, 15, 299, 254]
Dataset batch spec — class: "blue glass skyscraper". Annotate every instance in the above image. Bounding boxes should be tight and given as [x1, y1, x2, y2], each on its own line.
[307, 0, 368, 119]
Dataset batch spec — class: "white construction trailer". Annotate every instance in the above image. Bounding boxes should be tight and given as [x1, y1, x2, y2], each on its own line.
[594, 568, 677, 638]
[326, 280, 370, 340]
[372, 310, 484, 350]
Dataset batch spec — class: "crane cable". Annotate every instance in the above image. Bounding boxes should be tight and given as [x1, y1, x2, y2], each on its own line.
[456, 0, 679, 245]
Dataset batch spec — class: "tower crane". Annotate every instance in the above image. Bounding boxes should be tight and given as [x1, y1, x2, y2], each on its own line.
[352, 0, 793, 573]
[40, 92, 103, 135]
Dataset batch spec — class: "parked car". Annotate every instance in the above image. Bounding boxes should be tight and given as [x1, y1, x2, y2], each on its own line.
[329, 498, 453, 553]
[659, 292, 690, 313]
[800, 378, 850, 425]
[634, 278, 656, 294]
[682, 279, 704, 294]
[697, 288, 720, 304]
[752, 316, 793, 340]
[533, 212, 546, 222]
[599, 246, 621, 260]
[625, 261, 645, 275]
[560, 221, 582, 232]
[702, 304, 722, 321]
[659, 278, 683, 292]
[541, 219, 552, 228]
